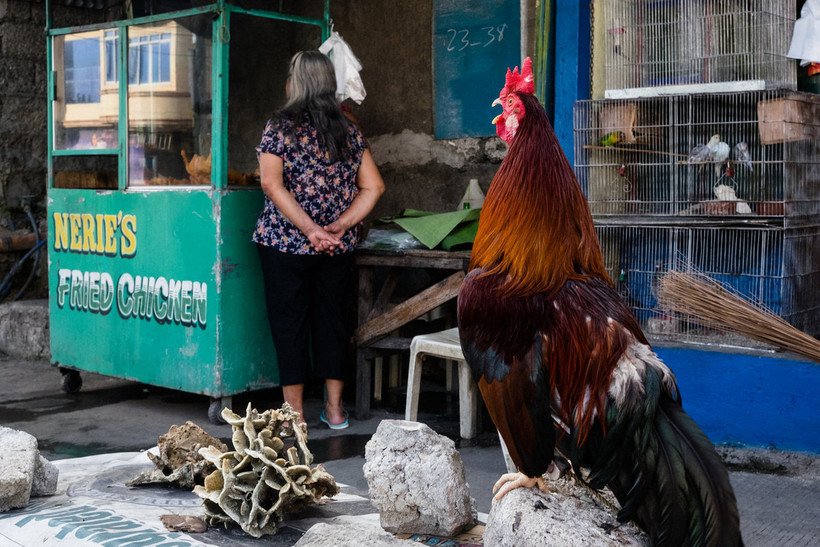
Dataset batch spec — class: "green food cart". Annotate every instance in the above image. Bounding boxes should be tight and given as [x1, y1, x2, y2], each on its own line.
[46, 0, 329, 421]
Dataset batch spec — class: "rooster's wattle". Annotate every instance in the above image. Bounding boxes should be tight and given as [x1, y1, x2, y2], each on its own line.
[457, 58, 742, 546]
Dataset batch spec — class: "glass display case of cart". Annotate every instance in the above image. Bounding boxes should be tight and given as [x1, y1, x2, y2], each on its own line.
[50, 12, 213, 188]
[47, 0, 328, 191]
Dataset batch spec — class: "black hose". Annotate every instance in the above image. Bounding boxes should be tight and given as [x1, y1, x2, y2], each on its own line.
[0, 238, 47, 301]
[15, 209, 41, 300]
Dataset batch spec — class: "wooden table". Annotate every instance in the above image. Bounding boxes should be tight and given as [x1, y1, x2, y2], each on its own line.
[353, 248, 471, 420]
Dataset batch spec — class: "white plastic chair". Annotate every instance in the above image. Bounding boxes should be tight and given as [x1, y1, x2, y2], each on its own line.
[404, 327, 517, 472]
[404, 328, 477, 439]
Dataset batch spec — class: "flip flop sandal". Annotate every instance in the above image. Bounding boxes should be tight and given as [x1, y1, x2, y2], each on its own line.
[320, 409, 349, 430]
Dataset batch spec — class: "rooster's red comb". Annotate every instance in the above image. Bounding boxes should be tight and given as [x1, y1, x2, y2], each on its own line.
[504, 57, 534, 95]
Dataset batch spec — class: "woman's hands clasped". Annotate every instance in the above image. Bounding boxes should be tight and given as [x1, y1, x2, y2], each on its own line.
[305, 224, 342, 254]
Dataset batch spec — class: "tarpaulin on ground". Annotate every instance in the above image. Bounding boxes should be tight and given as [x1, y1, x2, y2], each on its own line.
[0, 451, 488, 546]
[0, 451, 210, 546]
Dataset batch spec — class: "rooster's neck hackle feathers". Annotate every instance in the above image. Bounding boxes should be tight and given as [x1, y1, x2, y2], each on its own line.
[470, 93, 609, 297]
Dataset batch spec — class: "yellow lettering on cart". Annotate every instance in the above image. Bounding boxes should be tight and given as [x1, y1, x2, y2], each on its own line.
[53, 213, 69, 251]
[69, 214, 82, 251]
[81, 214, 96, 253]
[120, 214, 137, 257]
[104, 215, 118, 255]
[96, 214, 105, 253]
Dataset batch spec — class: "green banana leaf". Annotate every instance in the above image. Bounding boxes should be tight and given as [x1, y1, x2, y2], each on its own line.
[376, 208, 481, 250]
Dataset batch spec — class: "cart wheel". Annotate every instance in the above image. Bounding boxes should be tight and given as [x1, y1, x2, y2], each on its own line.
[60, 368, 82, 394]
[208, 399, 227, 424]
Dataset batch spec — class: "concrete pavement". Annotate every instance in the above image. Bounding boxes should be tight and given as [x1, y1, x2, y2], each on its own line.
[0, 353, 818, 546]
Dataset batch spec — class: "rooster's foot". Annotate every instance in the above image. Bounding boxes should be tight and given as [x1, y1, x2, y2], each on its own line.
[492, 472, 549, 502]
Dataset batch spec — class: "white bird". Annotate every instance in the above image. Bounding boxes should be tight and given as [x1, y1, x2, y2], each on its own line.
[707, 134, 730, 177]
[732, 142, 753, 172]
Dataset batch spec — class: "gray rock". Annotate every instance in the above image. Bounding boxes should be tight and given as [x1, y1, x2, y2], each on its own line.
[0, 427, 38, 511]
[31, 454, 58, 497]
[294, 521, 417, 546]
[484, 479, 649, 546]
[0, 299, 50, 360]
[363, 420, 475, 536]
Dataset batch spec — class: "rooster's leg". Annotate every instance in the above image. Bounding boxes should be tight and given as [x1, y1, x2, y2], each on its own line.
[492, 472, 549, 502]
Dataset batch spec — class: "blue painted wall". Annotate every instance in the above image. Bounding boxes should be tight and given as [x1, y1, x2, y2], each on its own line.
[655, 347, 820, 454]
[553, 0, 591, 165]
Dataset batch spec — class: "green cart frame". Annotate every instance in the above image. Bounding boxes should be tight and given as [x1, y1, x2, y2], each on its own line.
[45, 0, 330, 421]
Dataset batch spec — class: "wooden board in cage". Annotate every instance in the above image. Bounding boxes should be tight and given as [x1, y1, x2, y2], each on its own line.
[757, 95, 812, 145]
[597, 104, 637, 144]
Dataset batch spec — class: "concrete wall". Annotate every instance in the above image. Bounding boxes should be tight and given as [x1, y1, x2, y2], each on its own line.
[0, 2, 108, 300]
[331, 0, 534, 218]
[0, 0, 48, 209]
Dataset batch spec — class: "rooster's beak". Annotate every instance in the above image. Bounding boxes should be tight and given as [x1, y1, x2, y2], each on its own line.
[491, 98, 502, 124]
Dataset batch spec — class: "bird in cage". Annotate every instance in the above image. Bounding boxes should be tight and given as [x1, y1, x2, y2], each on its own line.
[459, 57, 742, 546]
[599, 130, 625, 147]
[707, 134, 730, 177]
[732, 141, 753, 172]
[687, 142, 713, 164]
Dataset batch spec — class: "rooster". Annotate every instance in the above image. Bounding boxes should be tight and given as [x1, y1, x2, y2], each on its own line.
[457, 58, 742, 546]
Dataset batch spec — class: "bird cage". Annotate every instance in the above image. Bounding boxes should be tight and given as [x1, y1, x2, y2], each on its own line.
[595, 223, 820, 346]
[573, 90, 820, 223]
[604, 0, 796, 98]
[575, 89, 819, 349]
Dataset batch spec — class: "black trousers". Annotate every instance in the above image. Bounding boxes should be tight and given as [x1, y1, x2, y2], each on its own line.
[257, 244, 354, 386]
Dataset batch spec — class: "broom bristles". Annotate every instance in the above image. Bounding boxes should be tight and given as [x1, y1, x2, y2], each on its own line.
[656, 270, 820, 364]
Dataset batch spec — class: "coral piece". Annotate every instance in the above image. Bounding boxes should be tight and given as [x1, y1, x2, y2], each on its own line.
[193, 403, 339, 538]
[160, 514, 208, 533]
[126, 421, 228, 489]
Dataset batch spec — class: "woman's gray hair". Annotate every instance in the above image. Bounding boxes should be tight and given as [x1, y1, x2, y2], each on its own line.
[280, 50, 351, 163]
[283, 51, 337, 110]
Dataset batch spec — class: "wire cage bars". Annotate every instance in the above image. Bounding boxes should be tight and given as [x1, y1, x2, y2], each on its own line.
[573, 90, 820, 224]
[604, 0, 796, 98]
[595, 223, 820, 346]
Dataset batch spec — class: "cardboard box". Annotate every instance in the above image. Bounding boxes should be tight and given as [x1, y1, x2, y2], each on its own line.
[757, 96, 810, 145]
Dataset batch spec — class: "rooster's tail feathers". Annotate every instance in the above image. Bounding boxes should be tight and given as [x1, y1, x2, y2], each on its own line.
[585, 365, 742, 546]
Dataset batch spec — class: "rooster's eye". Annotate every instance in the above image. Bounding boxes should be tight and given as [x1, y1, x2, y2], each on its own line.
[507, 98, 514, 106]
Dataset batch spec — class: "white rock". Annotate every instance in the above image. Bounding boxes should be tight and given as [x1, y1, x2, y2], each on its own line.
[0, 427, 38, 511]
[483, 479, 649, 546]
[363, 420, 476, 536]
[294, 522, 417, 546]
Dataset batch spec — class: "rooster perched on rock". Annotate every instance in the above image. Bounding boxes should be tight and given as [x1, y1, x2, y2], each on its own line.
[457, 58, 742, 546]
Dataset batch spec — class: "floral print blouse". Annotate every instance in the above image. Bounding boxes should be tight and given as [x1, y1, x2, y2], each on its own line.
[253, 112, 367, 254]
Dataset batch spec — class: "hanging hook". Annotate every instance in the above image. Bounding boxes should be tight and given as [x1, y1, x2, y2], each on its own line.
[219, 18, 230, 44]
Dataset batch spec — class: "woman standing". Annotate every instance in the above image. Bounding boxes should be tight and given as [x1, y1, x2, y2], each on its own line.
[254, 51, 385, 429]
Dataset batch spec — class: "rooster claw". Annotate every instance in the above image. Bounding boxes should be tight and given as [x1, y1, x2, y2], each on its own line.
[492, 472, 549, 503]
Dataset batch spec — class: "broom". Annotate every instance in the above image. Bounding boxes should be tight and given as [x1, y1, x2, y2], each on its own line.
[656, 269, 820, 364]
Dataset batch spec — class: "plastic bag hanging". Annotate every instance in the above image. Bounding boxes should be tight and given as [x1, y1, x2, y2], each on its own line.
[788, 0, 820, 66]
[319, 31, 366, 104]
